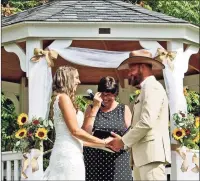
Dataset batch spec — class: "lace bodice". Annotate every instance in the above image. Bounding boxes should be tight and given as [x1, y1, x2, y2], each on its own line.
[53, 95, 84, 153]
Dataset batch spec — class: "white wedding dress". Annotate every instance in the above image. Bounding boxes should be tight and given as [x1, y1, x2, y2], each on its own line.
[43, 95, 85, 180]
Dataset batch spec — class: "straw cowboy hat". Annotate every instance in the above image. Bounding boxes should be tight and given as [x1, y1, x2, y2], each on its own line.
[118, 49, 165, 70]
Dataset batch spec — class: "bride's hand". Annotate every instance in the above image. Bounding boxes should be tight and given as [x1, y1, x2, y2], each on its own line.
[104, 137, 114, 147]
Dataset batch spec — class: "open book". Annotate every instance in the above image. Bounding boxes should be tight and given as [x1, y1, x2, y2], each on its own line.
[92, 129, 115, 153]
[92, 146, 115, 153]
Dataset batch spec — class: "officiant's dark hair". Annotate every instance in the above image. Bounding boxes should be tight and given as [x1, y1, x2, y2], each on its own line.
[98, 76, 119, 96]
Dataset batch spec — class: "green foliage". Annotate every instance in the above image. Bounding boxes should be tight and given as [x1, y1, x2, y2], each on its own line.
[1, 92, 18, 151]
[152, 0, 199, 26]
[1, 0, 43, 15]
[184, 88, 200, 115]
[9, 0, 40, 11]
[75, 95, 92, 113]
[124, 0, 200, 25]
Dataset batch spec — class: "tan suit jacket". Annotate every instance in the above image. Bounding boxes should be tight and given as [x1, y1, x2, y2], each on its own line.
[122, 76, 171, 167]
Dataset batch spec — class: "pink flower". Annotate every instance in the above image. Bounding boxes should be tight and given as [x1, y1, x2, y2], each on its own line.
[185, 129, 190, 136]
[32, 120, 40, 125]
[27, 131, 33, 137]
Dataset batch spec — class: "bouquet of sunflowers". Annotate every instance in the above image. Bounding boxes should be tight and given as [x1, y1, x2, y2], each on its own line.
[172, 111, 199, 150]
[13, 113, 54, 153]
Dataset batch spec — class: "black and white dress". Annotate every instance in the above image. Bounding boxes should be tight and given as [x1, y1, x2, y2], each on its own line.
[83, 104, 132, 181]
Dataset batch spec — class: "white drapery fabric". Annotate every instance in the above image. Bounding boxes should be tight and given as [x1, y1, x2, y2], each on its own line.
[29, 57, 52, 120]
[49, 46, 130, 68]
[28, 46, 131, 120]
[21, 149, 43, 181]
[158, 51, 187, 116]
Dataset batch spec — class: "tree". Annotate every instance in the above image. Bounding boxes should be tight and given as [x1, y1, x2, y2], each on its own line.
[1, 93, 18, 151]
[124, 0, 200, 25]
[1, 0, 46, 16]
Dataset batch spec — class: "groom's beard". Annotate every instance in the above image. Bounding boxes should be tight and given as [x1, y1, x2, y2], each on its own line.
[128, 75, 141, 87]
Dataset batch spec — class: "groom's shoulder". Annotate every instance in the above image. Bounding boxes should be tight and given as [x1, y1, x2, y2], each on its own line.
[144, 80, 165, 96]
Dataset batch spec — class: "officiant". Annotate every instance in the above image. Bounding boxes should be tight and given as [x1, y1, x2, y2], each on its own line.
[82, 76, 132, 181]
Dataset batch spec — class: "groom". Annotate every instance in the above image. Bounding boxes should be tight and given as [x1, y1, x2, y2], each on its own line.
[108, 50, 171, 180]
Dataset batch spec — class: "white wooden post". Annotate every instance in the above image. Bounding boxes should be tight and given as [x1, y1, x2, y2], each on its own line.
[14, 160, 19, 180]
[6, 160, 12, 181]
[26, 39, 43, 119]
[2, 162, 4, 180]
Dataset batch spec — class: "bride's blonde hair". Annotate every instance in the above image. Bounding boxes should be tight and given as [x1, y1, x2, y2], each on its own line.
[49, 66, 78, 119]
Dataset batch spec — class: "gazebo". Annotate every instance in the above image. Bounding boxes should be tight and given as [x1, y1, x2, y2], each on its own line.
[1, 0, 199, 180]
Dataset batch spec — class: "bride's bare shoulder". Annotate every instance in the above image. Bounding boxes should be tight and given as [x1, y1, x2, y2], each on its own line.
[58, 93, 72, 104]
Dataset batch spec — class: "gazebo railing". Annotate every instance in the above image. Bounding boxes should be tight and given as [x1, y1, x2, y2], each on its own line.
[2, 151, 23, 181]
[1, 151, 171, 181]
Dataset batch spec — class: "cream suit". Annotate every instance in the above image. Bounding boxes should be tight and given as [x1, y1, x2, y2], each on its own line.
[122, 76, 171, 180]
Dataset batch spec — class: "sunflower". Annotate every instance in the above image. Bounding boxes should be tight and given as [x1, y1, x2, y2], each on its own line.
[17, 113, 28, 126]
[195, 117, 199, 128]
[35, 128, 48, 140]
[193, 134, 199, 143]
[15, 128, 27, 139]
[172, 128, 186, 140]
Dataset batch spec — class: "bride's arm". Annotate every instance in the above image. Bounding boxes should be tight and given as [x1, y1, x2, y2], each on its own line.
[59, 94, 106, 147]
[83, 137, 112, 148]
[82, 105, 99, 134]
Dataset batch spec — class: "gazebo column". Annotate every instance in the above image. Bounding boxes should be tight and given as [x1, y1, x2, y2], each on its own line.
[140, 40, 199, 180]
[26, 38, 43, 119]
[23, 39, 44, 180]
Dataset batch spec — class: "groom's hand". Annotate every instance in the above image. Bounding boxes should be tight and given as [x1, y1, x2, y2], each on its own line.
[107, 132, 124, 152]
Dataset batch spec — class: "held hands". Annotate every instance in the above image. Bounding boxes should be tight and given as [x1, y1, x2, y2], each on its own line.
[107, 132, 124, 152]
[104, 136, 114, 146]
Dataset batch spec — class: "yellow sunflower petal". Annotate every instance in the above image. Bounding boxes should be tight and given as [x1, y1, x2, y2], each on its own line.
[15, 128, 27, 139]
[173, 128, 186, 140]
[195, 117, 199, 128]
[17, 113, 28, 126]
[35, 128, 48, 140]
[193, 134, 199, 143]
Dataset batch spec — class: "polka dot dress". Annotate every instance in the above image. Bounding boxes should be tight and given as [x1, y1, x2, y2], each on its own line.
[83, 104, 132, 181]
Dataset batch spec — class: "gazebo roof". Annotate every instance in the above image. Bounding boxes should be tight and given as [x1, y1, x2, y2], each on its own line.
[2, 0, 188, 27]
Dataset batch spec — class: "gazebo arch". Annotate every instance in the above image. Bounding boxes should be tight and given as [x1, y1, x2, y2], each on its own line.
[2, 0, 199, 180]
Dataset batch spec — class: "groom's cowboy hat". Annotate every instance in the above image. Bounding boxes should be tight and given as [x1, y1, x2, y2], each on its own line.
[118, 49, 165, 70]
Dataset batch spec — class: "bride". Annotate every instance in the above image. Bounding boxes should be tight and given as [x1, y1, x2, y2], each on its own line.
[43, 66, 112, 180]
